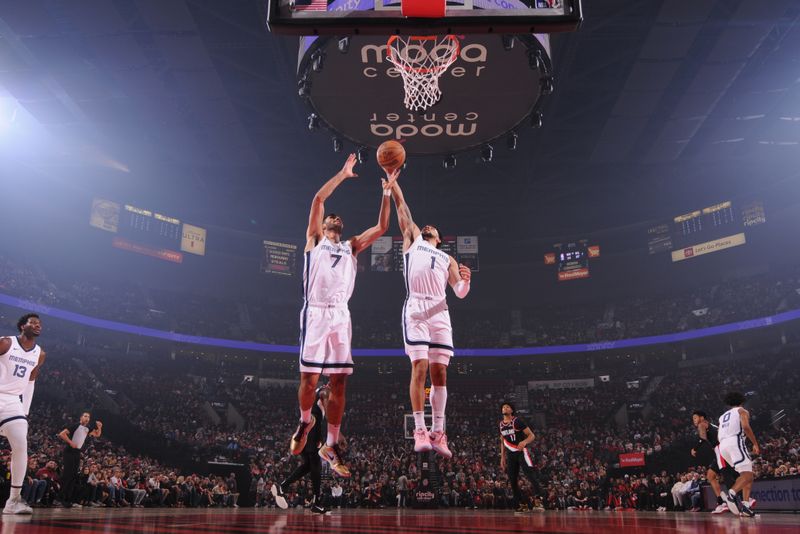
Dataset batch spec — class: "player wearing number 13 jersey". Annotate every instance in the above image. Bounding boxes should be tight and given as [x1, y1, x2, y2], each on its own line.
[289, 154, 395, 479]
[387, 173, 472, 458]
[0, 313, 47, 515]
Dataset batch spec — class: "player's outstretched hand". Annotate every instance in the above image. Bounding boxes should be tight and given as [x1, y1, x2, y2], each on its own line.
[341, 153, 359, 179]
[459, 264, 472, 282]
[381, 169, 400, 192]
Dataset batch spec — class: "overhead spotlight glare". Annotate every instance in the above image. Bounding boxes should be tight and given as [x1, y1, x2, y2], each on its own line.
[307, 113, 319, 131]
[357, 146, 369, 164]
[338, 37, 350, 54]
[507, 132, 518, 151]
[443, 154, 457, 169]
[332, 137, 343, 153]
[481, 144, 493, 163]
[530, 111, 543, 129]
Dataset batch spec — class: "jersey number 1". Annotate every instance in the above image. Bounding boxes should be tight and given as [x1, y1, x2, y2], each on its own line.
[430, 256, 436, 270]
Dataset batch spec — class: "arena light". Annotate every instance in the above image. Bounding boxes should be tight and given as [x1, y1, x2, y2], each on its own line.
[312, 50, 325, 72]
[540, 76, 554, 95]
[503, 35, 515, 51]
[332, 136, 343, 153]
[480, 144, 493, 163]
[443, 154, 456, 169]
[298, 78, 311, 98]
[307, 113, 319, 131]
[530, 111, 543, 128]
[357, 145, 369, 164]
[507, 132, 518, 151]
[337, 37, 350, 54]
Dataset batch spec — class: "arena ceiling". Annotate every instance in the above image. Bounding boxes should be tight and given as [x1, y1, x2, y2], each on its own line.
[1, 0, 799, 239]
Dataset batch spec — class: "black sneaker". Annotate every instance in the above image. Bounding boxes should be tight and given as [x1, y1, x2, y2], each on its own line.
[311, 503, 331, 515]
[514, 504, 529, 513]
[728, 489, 755, 517]
[290, 415, 316, 455]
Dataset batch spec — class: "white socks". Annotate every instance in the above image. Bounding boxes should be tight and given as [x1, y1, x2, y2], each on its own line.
[430, 385, 447, 433]
[413, 411, 426, 431]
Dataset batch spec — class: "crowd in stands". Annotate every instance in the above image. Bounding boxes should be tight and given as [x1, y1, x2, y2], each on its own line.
[2, 255, 800, 348]
[3, 341, 794, 513]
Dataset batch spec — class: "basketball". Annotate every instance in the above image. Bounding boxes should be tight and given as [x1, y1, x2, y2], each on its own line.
[377, 140, 406, 172]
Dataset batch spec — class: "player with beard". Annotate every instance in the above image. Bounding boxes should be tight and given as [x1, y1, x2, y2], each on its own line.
[1, 313, 47, 515]
[387, 176, 472, 458]
[289, 154, 394, 478]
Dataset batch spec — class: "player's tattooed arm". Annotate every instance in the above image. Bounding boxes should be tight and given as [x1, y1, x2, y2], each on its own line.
[306, 154, 359, 250]
[389, 177, 420, 247]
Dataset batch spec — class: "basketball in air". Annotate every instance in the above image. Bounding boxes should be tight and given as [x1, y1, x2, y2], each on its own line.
[377, 140, 406, 172]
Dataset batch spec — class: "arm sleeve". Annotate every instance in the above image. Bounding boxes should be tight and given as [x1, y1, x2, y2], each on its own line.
[22, 380, 35, 416]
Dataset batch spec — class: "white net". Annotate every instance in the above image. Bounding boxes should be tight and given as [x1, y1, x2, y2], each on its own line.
[386, 35, 460, 112]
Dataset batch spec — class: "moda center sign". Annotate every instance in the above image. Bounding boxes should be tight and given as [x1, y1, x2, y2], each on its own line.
[298, 32, 551, 155]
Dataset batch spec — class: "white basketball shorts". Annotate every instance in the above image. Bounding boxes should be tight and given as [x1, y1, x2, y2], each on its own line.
[403, 295, 454, 365]
[299, 304, 353, 375]
[718, 435, 753, 474]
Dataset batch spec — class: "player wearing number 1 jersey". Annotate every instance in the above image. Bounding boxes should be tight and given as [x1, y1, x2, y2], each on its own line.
[388, 175, 471, 458]
[289, 154, 394, 478]
[0, 313, 47, 515]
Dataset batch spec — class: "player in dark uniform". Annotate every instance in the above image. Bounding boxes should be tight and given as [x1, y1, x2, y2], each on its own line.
[499, 402, 543, 513]
[273, 386, 338, 514]
[691, 410, 737, 514]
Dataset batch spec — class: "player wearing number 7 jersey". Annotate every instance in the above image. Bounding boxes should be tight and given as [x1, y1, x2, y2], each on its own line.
[0, 313, 47, 515]
[289, 154, 395, 479]
[388, 173, 472, 458]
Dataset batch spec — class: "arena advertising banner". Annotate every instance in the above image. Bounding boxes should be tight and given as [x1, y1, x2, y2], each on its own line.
[261, 240, 298, 276]
[702, 476, 800, 511]
[180, 224, 207, 256]
[619, 452, 645, 468]
[670, 232, 746, 263]
[89, 198, 120, 233]
[112, 237, 183, 264]
[457, 235, 479, 272]
[371, 236, 393, 271]
[528, 378, 595, 390]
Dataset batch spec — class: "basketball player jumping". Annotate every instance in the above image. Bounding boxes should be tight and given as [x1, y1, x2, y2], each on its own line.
[289, 154, 394, 478]
[717, 392, 759, 517]
[388, 176, 471, 457]
[691, 410, 735, 514]
[499, 402, 543, 513]
[1, 313, 47, 515]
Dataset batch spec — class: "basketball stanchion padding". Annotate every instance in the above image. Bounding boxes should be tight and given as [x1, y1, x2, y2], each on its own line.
[402, 0, 446, 18]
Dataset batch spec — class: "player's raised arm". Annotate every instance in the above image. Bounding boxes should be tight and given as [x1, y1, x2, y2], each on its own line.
[306, 154, 359, 250]
[349, 175, 394, 256]
[388, 174, 421, 249]
[447, 257, 471, 299]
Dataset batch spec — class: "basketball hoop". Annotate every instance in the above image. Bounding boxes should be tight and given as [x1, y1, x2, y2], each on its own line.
[386, 34, 460, 112]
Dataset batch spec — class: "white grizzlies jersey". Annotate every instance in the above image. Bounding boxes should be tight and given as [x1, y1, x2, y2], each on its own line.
[718, 407, 743, 441]
[403, 234, 449, 298]
[304, 237, 357, 305]
[0, 337, 40, 396]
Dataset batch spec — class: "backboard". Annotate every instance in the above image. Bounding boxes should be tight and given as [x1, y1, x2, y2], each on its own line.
[266, 0, 582, 36]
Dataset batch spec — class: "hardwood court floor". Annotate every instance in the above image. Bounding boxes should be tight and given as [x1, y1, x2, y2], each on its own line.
[0, 508, 798, 533]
